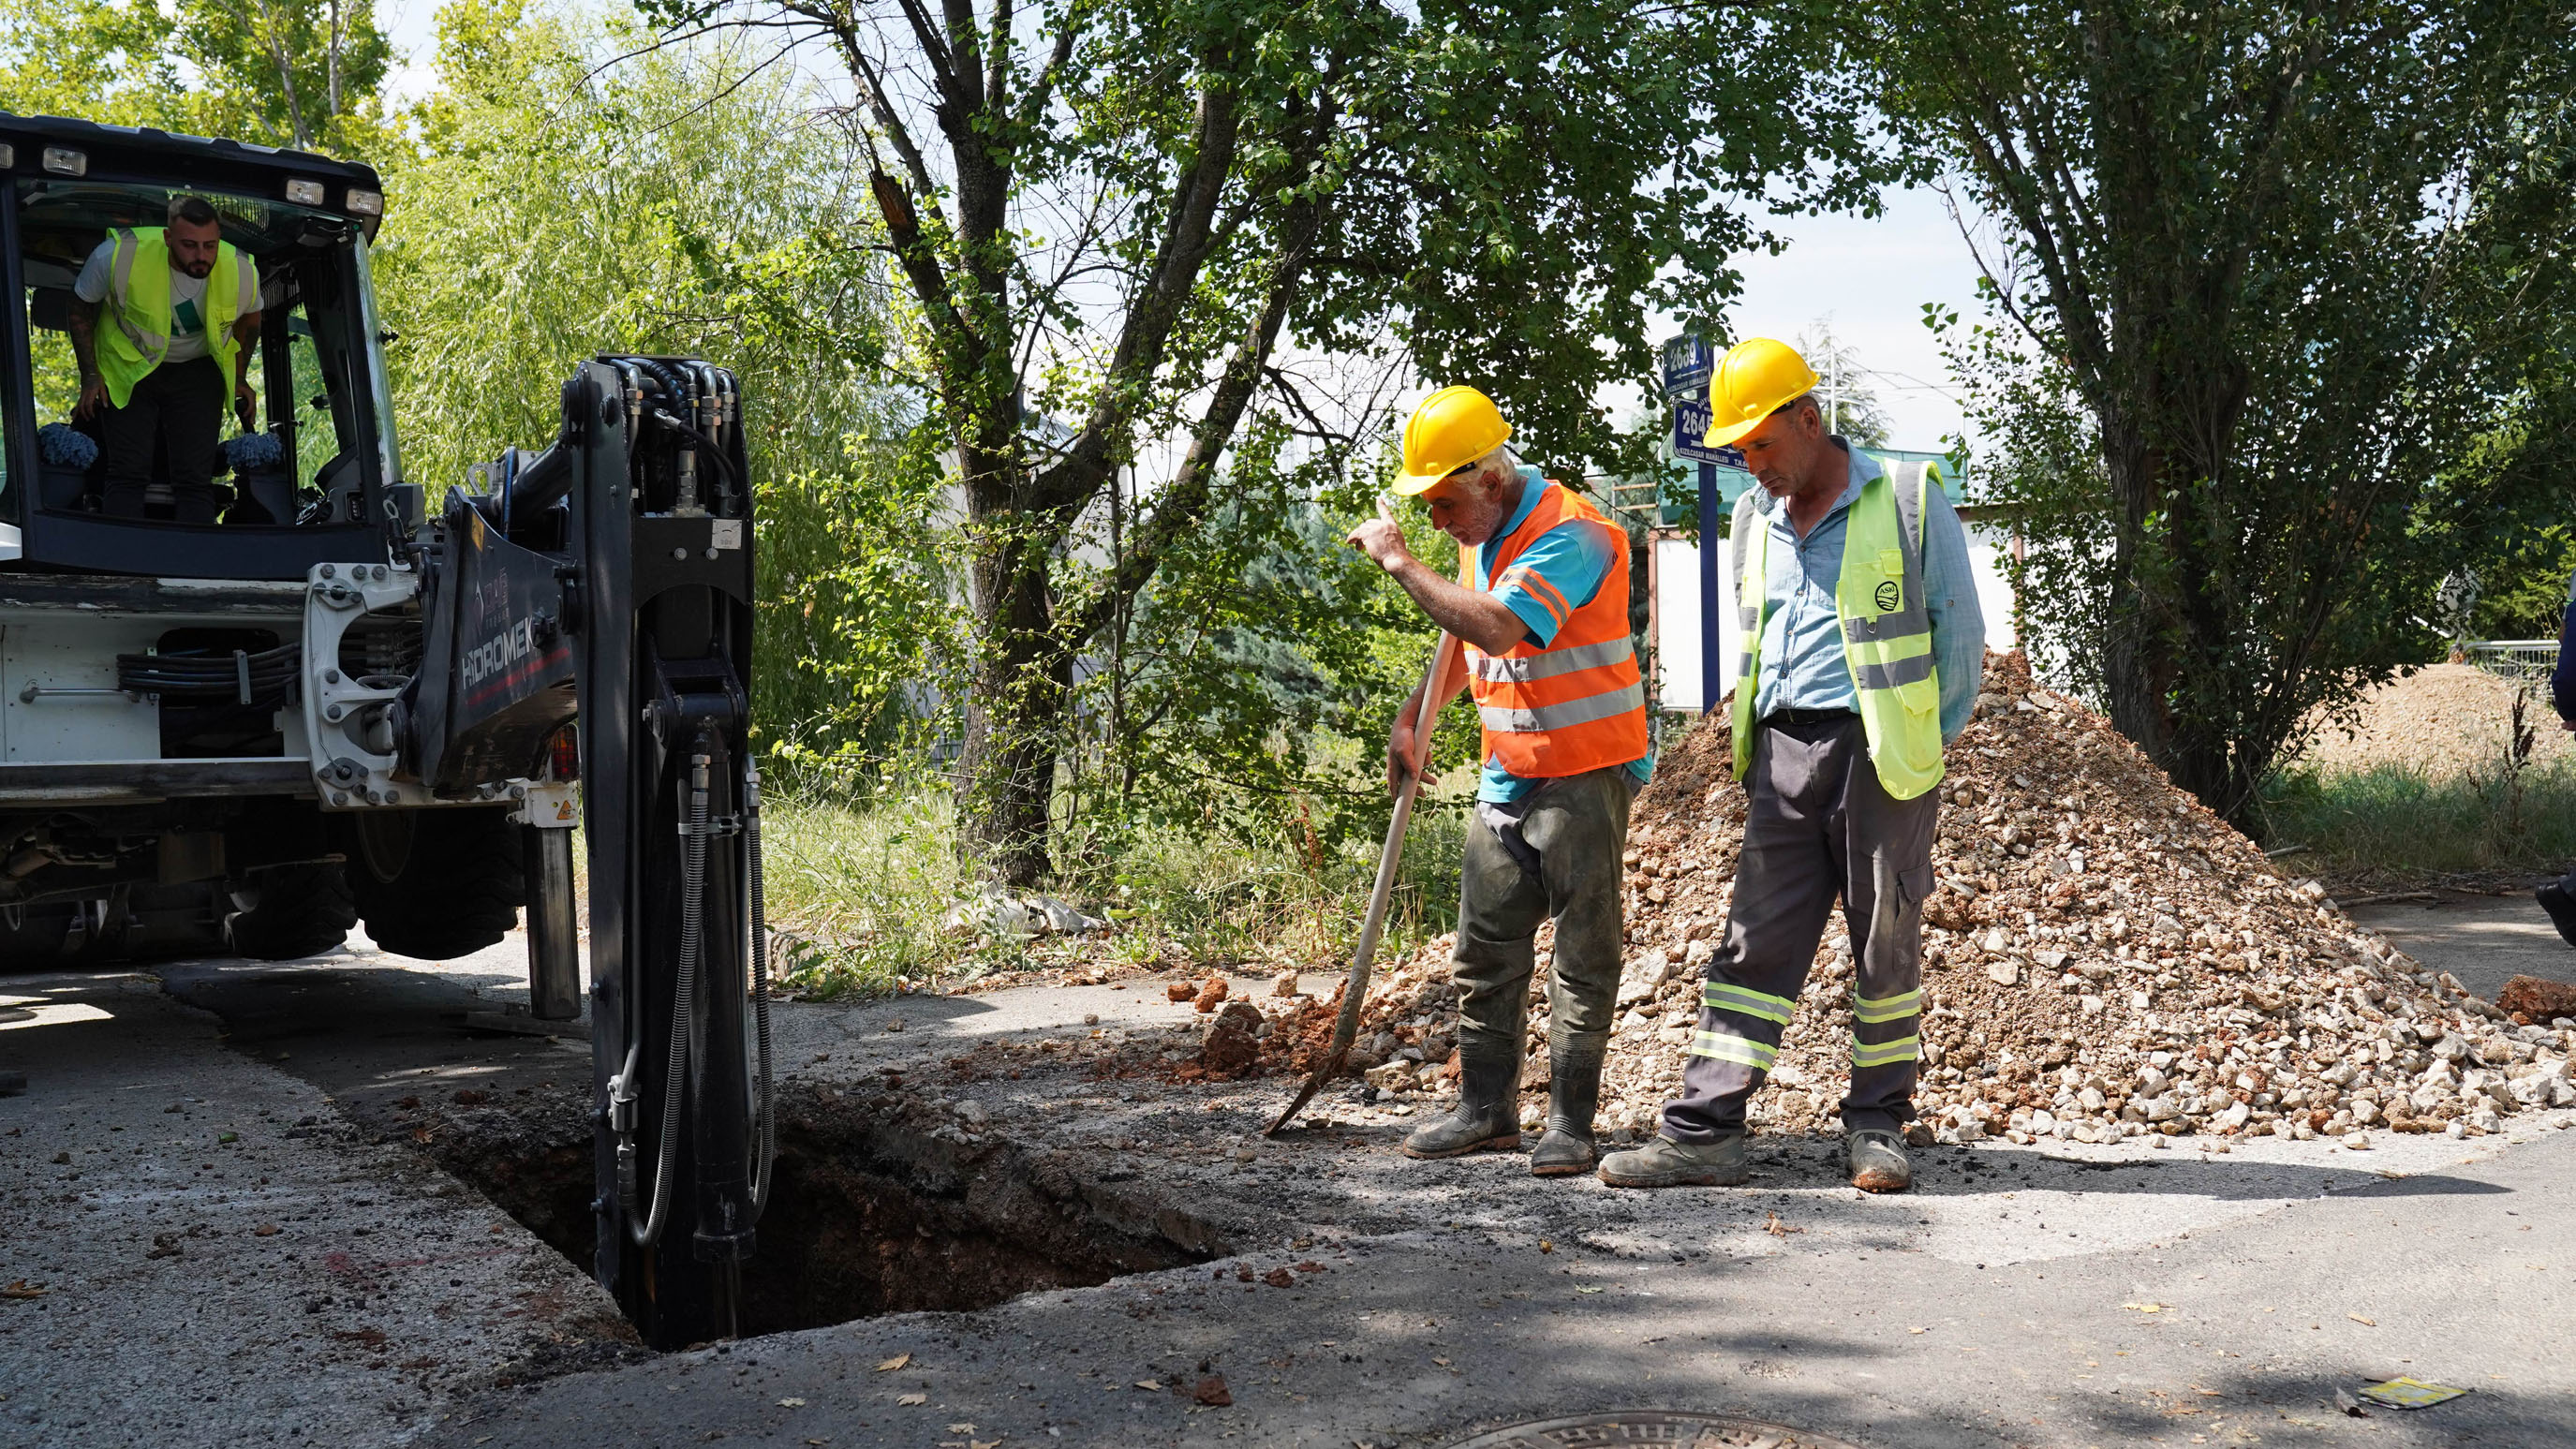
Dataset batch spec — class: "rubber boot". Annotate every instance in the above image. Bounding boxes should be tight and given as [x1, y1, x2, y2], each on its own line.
[1402, 1043, 1521, 1160]
[1527, 1048, 1601, 1176]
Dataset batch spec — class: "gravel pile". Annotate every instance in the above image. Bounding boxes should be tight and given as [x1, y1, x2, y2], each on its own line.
[2298, 662, 2573, 776]
[1265, 653, 2576, 1146]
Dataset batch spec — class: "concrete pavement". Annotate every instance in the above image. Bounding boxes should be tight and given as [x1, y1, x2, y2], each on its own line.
[0, 949, 629, 1449]
[419, 1118, 2576, 1449]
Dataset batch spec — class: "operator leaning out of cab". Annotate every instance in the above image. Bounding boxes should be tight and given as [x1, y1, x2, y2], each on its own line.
[66, 192, 262, 524]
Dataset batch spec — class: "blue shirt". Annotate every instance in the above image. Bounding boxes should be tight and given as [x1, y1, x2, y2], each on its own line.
[1472, 466, 1655, 803]
[1744, 441, 1987, 741]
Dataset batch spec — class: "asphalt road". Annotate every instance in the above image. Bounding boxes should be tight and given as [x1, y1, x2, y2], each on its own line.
[2348, 893, 2574, 1004]
[0, 942, 625, 1449]
[5, 931, 2572, 1449]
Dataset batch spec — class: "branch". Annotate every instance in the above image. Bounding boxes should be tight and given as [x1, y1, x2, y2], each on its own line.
[790, 1, 941, 203]
[1030, 60, 1244, 512]
[1061, 105, 1340, 647]
[869, 168, 980, 355]
[1016, 15, 1080, 132]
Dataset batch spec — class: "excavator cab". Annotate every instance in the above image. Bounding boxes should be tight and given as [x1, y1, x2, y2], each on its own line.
[3, 116, 409, 579]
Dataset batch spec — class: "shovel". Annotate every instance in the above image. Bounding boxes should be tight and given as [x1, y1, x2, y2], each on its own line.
[1267, 502, 1458, 1136]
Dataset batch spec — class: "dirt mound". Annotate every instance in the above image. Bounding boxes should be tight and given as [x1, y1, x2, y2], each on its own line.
[2297, 662, 2571, 777]
[1266, 653, 2576, 1146]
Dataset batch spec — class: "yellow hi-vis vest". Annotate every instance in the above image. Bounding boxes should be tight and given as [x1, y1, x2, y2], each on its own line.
[94, 227, 245, 409]
[1729, 456, 1946, 800]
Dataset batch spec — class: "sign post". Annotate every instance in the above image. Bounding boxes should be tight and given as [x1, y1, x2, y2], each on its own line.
[1661, 334, 1741, 714]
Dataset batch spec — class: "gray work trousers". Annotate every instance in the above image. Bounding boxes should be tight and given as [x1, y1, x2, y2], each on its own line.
[1661, 715, 1937, 1142]
[1449, 765, 1634, 1066]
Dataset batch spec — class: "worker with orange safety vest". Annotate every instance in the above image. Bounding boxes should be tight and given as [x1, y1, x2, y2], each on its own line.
[1344, 385, 1652, 1178]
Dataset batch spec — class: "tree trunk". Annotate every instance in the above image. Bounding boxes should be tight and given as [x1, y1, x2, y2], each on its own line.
[955, 547, 1065, 889]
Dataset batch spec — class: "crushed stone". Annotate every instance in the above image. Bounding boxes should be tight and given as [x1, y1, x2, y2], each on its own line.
[1250, 653, 2576, 1148]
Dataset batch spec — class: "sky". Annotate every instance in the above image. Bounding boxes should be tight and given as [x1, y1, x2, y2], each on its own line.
[1714, 185, 1989, 454]
[375, 0, 1991, 454]
[380, 0, 441, 101]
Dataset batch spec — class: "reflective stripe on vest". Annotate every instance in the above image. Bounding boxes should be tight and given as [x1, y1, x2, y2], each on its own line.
[1458, 480, 1651, 779]
[95, 228, 244, 410]
[1728, 456, 1947, 800]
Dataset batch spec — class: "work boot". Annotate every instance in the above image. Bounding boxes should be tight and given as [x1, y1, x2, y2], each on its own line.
[1402, 1045, 1521, 1160]
[1528, 1049, 1602, 1176]
[1595, 1132, 1748, 1188]
[2539, 882, 2576, 949]
[1846, 1128, 1913, 1193]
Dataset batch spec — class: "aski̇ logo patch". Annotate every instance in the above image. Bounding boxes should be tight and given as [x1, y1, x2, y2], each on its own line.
[1874, 579, 1901, 614]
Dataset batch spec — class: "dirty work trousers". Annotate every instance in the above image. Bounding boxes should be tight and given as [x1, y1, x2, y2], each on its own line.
[1449, 765, 1634, 1071]
[100, 355, 225, 523]
[1661, 714, 1937, 1143]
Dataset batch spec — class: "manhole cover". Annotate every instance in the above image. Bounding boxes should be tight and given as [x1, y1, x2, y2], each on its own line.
[1441, 1411, 1864, 1449]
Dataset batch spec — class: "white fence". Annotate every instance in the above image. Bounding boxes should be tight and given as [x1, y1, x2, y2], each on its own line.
[2465, 640, 2560, 681]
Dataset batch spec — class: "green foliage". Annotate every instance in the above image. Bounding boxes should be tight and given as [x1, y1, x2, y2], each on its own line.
[759, 776, 1467, 998]
[1882, 0, 2576, 829]
[375, 0, 958, 777]
[0, 0, 186, 125]
[2263, 759, 2576, 881]
[2467, 528, 2576, 643]
[0, 0, 392, 156]
[635, 0, 1895, 884]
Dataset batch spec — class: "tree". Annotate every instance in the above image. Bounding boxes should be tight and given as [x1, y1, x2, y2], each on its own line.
[181, 0, 394, 155]
[0, 0, 189, 126]
[1792, 318, 1892, 450]
[0, 0, 391, 158]
[380, 0, 950, 774]
[1880, 0, 2576, 828]
[638, 0, 1889, 885]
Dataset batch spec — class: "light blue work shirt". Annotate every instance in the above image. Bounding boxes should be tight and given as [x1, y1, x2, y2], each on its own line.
[1743, 440, 1986, 741]
[1470, 466, 1654, 803]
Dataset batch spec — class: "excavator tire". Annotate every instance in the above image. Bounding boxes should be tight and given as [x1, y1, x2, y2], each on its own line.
[226, 864, 359, 960]
[346, 807, 526, 961]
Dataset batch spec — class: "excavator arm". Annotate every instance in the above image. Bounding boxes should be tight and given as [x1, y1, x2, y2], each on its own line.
[401, 356, 769, 1346]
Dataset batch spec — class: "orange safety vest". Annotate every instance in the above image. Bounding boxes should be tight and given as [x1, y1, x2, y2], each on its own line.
[1456, 480, 1651, 778]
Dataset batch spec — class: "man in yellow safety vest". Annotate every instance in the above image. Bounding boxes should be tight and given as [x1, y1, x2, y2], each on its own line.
[67, 194, 262, 523]
[1599, 337, 1985, 1195]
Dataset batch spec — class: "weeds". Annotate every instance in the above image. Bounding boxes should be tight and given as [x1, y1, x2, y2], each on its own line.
[756, 785, 1468, 999]
[2262, 756, 2576, 880]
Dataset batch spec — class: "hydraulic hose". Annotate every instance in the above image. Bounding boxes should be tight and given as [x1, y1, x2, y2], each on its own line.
[645, 410, 740, 488]
[625, 749, 712, 1249]
[746, 759, 774, 1215]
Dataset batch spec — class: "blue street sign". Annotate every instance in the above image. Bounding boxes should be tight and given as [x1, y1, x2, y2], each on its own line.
[1661, 334, 1713, 392]
[1671, 395, 1744, 467]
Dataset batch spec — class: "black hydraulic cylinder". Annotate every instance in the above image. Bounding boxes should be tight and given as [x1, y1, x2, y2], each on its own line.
[686, 730, 756, 1269]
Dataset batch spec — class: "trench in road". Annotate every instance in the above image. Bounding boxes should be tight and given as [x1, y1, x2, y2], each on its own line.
[437, 1079, 1227, 1339]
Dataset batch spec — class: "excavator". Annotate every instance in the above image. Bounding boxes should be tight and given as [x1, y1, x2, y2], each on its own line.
[0, 111, 769, 1346]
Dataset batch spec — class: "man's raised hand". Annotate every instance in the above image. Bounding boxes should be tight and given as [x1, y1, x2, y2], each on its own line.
[1345, 517, 1414, 573]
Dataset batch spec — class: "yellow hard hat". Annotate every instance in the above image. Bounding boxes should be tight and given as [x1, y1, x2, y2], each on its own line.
[1703, 338, 1821, 448]
[1392, 385, 1512, 495]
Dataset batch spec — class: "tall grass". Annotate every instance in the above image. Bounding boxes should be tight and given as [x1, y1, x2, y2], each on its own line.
[758, 786, 1469, 998]
[2262, 758, 2576, 880]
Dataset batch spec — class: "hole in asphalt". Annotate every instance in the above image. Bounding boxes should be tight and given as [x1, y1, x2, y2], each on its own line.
[438, 1084, 1225, 1339]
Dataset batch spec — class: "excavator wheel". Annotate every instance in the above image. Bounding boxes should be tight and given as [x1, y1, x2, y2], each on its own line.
[344, 807, 528, 961]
